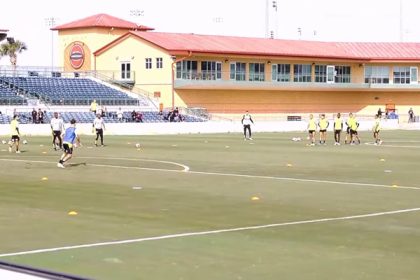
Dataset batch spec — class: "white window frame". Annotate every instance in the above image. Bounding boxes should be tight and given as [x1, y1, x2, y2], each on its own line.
[145, 58, 152, 69]
[327, 65, 335, 84]
[121, 62, 131, 80]
[410, 67, 418, 84]
[156, 57, 163, 69]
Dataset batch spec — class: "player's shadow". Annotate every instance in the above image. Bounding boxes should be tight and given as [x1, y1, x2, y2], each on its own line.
[67, 162, 87, 167]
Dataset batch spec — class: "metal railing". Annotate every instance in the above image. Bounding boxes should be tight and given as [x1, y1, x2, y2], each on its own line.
[0, 68, 157, 109]
[174, 71, 420, 89]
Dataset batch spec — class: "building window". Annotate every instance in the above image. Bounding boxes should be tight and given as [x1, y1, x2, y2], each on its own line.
[230, 62, 246, 81]
[335, 66, 351, 83]
[393, 66, 410, 84]
[364, 66, 389, 84]
[156, 57, 163, 69]
[201, 61, 222, 80]
[121, 62, 131, 80]
[145, 58, 152, 69]
[272, 64, 290, 82]
[294, 64, 312, 82]
[249, 63, 265, 81]
[176, 60, 198, 79]
[315, 65, 327, 83]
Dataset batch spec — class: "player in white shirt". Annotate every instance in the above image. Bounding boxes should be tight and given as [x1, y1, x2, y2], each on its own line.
[50, 112, 65, 150]
[241, 111, 254, 140]
[93, 114, 106, 147]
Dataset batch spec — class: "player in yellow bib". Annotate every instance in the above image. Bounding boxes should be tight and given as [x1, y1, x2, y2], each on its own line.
[307, 114, 317, 146]
[344, 113, 354, 144]
[350, 114, 361, 145]
[318, 114, 329, 145]
[9, 115, 21, 153]
[372, 114, 382, 145]
[333, 113, 343, 145]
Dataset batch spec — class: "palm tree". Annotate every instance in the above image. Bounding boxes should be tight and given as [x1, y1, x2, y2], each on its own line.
[0, 38, 28, 71]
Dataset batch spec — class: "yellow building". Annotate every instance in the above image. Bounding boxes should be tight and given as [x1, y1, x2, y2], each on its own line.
[55, 14, 420, 115]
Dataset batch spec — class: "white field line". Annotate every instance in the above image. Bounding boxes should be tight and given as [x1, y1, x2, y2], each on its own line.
[365, 142, 420, 149]
[0, 158, 420, 191]
[0, 207, 419, 258]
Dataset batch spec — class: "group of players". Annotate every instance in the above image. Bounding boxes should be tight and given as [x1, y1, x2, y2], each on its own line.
[7, 111, 383, 168]
[307, 113, 382, 146]
[8, 112, 106, 168]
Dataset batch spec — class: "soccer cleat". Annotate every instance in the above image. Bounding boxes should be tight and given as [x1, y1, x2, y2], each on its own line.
[249, 138, 253, 140]
[8, 146, 12, 153]
[57, 163, 65, 168]
[16, 150, 21, 154]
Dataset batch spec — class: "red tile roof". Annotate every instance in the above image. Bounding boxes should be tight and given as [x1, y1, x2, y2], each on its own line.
[97, 31, 420, 61]
[52, 14, 153, 31]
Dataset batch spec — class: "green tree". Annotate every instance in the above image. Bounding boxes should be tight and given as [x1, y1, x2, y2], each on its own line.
[0, 38, 28, 70]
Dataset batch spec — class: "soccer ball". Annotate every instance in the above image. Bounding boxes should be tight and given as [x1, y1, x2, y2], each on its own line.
[135, 143, 141, 148]
[1, 140, 6, 145]
[23, 140, 28, 145]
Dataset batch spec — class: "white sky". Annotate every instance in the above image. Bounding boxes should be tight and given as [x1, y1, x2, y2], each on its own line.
[1, 0, 420, 66]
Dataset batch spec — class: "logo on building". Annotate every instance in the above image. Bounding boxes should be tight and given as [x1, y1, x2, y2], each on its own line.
[69, 43, 85, 69]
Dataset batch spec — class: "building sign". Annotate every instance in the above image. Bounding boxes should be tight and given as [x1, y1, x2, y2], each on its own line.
[69, 43, 85, 69]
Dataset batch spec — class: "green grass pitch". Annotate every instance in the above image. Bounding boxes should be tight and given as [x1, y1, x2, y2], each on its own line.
[0, 131, 419, 280]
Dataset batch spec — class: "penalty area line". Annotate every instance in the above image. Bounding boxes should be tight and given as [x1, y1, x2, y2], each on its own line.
[0, 207, 419, 258]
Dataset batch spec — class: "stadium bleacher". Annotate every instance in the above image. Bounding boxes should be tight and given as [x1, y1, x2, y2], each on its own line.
[0, 76, 147, 106]
[0, 111, 206, 124]
[0, 85, 27, 105]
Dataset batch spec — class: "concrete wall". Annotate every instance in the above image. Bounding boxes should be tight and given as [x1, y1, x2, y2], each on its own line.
[0, 119, 407, 137]
[57, 28, 128, 71]
[95, 35, 175, 108]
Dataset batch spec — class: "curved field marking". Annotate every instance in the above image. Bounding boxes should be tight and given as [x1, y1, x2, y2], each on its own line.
[0, 156, 190, 172]
[0, 207, 419, 258]
[0, 158, 420, 191]
[77, 156, 190, 172]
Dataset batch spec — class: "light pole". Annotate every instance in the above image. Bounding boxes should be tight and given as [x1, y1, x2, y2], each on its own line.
[45, 17, 57, 72]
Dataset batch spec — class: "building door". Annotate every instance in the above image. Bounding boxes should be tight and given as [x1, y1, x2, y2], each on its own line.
[121, 62, 131, 80]
[410, 67, 418, 84]
[327, 65, 335, 83]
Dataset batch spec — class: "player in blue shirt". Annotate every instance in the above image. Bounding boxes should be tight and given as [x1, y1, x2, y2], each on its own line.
[57, 119, 81, 168]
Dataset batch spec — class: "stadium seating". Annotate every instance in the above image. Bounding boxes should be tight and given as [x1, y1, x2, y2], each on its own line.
[0, 85, 28, 105]
[0, 111, 206, 124]
[0, 76, 147, 106]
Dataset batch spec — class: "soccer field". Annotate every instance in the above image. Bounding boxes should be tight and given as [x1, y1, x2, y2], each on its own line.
[0, 131, 419, 280]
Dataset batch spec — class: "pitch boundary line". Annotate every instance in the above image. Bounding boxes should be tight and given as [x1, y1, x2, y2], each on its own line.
[0, 158, 419, 190]
[0, 207, 419, 258]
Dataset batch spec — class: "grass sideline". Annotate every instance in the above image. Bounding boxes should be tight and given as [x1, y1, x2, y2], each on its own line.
[0, 131, 419, 280]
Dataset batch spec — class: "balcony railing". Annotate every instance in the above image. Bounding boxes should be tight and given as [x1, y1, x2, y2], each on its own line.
[174, 71, 420, 90]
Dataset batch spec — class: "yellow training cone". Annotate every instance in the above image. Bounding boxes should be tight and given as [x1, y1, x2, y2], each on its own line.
[41, 177, 48, 181]
[251, 196, 260, 201]
[68, 211, 78, 216]
[287, 163, 293, 167]
[392, 184, 398, 188]
[42, 151, 47, 154]
[380, 159, 386, 162]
